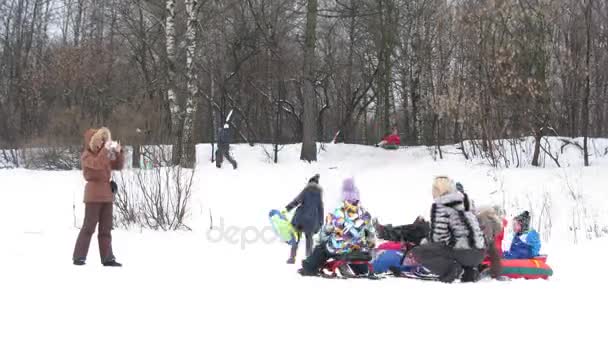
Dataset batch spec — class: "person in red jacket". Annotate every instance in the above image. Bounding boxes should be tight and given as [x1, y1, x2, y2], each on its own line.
[376, 127, 401, 147]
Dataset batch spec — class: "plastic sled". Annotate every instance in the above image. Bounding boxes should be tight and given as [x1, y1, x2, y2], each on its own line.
[482, 255, 553, 280]
[381, 144, 399, 150]
[268, 209, 298, 245]
[322, 252, 378, 279]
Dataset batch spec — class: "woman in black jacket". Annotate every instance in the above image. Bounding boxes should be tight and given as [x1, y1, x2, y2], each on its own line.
[284, 174, 324, 264]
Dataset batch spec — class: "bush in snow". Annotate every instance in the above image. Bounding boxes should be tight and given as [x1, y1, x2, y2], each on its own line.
[113, 163, 195, 231]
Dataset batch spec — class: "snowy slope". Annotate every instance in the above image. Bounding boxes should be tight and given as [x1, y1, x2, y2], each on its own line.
[1, 142, 607, 342]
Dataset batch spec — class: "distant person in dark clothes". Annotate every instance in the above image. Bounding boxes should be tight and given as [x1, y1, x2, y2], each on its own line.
[216, 123, 237, 169]
[284, 174, 324, 264]
[376, 127, 401, 148]
[410, 176, 486, 283]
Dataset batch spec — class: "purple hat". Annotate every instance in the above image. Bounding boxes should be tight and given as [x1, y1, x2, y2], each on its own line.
[341, 177, 360, 203]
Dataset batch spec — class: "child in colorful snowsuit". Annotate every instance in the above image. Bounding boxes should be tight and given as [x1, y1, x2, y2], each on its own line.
[299, 178, 377, 276]
[411, 176, 486, 283]
[503, 211, 541, 259]
[284, 174, 324, 264]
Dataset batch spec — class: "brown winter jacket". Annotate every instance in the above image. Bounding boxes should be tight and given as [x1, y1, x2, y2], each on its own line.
[82, 128, 125, 203]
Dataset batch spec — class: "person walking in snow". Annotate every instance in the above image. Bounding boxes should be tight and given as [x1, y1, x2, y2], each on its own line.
[298, 177, 377, 276]
[284, 174, 324, 263]
[503, 211, 541, 259]
[216, 123, 238, 169]
[410, 176, 486, 283]
[73, 127, 124, 267]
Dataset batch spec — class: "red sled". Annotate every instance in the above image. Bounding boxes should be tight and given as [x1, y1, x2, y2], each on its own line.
[483, 255, 553, 280]
[322, 252, 375, 278]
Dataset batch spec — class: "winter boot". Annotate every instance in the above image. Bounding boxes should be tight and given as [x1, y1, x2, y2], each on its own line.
[337, 264, 355, 278]
[439, 263, 462, 283]
[460, 266, 480, 283]
[413, 265, 439, 280]
[297, 268, 318, 277]
[103, 260, 122, 267]
[73, 258, 86, 266]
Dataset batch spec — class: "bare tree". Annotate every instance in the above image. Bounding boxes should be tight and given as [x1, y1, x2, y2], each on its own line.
[300, 0, 318, 162]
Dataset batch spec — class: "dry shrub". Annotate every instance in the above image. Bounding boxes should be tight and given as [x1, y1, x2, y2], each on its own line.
[113, 146, 194, 231]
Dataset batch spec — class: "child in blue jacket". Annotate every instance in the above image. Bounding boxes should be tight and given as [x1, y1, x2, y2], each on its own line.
[503, 211, 541, 259]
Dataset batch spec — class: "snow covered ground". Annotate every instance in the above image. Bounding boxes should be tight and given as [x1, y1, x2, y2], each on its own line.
[1, 141, 607, 342]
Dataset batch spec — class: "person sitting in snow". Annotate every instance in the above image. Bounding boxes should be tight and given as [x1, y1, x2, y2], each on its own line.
[410, 176, 486, 283]
[455, 181, 502, 278]
[298, 178, 377, 276]
[375, 127, 401, 148]
[374, 216, 430, 247]
[503, 211, 541, 260]
[284, 174, 324, 264]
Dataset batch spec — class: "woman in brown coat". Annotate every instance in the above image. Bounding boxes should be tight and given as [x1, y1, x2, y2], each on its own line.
[73, 127, 125, 266]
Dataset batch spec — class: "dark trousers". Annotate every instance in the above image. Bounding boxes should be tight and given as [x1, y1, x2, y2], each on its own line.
[73, 203, 115, 263]
[290, 229, 313, 259]
[215, 144, 237, 168]
[412, 243, 484, 282]
[302, 244, 333, 273]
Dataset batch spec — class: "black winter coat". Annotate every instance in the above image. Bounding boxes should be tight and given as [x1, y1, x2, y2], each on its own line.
[286, 183, 324, 234]
[218, 127, 232, 144]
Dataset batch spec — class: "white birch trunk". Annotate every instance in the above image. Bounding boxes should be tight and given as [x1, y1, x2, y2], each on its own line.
[181, 0, 198, 168]
[166, 0, 183, 165]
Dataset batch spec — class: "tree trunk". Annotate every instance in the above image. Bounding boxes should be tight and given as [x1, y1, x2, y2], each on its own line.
[582, 0, 591, 166]
[166, 0, 182, 165]
[181, 0, 199, 168]
[531, 130, 542, 167]
[74, 0, 83, 47]
[300, 0, 318, 162]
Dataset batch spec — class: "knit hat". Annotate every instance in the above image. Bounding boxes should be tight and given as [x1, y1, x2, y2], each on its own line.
[308, 174, 320, 184]
[514, 211, 531, 232]
[341, 177, 360, 203]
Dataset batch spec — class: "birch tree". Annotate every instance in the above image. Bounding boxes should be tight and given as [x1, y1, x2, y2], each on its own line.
[181, 0, 199, 168]
[166, 0, 183, 165]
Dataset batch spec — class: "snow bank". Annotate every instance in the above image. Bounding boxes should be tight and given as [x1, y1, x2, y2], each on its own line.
[0, 140, 607, 342]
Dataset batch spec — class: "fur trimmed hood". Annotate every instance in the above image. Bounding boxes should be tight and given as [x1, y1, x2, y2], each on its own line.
[434, 190, 465, 208]
[476, 206, 503, 241]
[84, 127, 111, 152]
[432, 176, 455, 199]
